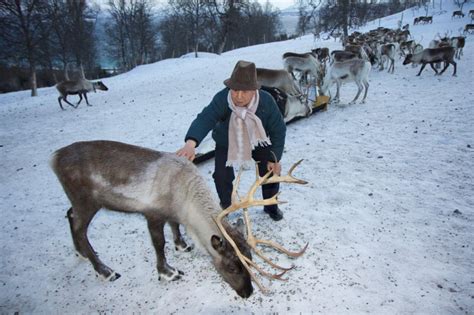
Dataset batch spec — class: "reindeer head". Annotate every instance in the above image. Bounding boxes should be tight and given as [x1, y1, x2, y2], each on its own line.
[95, 81, 109, 91]
[210, 223, 253, 298]
[215, 161, 308, 294]
[403, 54, 413, 65]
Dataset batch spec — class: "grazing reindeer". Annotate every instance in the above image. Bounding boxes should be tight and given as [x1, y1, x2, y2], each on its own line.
[56, 79, 108, 110]
[51, 141, 308, 297]
[419, 16, 433, 24]
[464, 24, 474, 34]
[256, 68, 301, 96]
[51, 141, 253, 297]
[282, 53, 322, 85]
[320, 59, 371, 104]
[452, 10, 464, 19]
[402, 47, 457, 76]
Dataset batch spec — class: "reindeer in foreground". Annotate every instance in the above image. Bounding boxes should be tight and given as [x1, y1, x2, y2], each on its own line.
[402, 47, 457, 76]
[51, 140, 308, 297]
[320, 59, 371, 104]
[56, 79, 108, 110]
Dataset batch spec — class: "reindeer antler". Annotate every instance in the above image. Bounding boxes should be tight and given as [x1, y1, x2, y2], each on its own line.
[214, 160, 308, 293]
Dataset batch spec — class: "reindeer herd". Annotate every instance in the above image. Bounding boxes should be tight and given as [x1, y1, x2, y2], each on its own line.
[260, 19, 469, 117]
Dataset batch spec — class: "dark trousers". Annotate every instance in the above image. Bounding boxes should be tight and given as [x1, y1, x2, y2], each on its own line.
[213, 145, 279, 211]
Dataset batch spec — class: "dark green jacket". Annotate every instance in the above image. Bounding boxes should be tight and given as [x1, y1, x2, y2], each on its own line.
[185, 88, 286, 161]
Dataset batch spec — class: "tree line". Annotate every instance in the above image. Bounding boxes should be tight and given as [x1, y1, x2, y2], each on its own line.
[295, 0, 432, 39]
[0, 0, 283, 96]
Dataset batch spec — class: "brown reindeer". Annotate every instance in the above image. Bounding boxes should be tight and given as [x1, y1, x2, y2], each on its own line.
[312, 47, 330, 63]
[56, 79, 108, 110]
[51, 141, 308, 297]
[403, 47, 457, 76]
[330, 50, 358, 63]
[420, 16, 433, 24]
[452, 10, 465, 19]
[464, 24, 474, 34]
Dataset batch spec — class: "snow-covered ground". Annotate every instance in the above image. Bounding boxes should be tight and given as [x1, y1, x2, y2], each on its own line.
[1, 2, 473, 314]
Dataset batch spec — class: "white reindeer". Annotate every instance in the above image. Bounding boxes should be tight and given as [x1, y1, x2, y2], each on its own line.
[282, 53, 322, 85]
[256, 68, 301, 96]
[320, 59, 371, 104]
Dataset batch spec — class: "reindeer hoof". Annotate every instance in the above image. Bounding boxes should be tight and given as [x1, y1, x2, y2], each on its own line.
[159, 267, 184, 281]
[175, 244, 193, 252]
[109, 272, 121, 281]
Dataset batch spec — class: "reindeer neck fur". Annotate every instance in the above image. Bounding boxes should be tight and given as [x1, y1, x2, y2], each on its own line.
[175, 163, 229, 259]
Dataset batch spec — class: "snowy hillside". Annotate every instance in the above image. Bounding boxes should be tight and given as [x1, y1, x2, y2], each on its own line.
[1, 2, 473, 314]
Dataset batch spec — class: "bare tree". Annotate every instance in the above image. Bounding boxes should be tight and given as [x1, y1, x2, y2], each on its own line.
[67, 0, 99, 76]
[296, 0, 321, 36]
[0, 0, 51, 96]
[106, 0, 158, 70]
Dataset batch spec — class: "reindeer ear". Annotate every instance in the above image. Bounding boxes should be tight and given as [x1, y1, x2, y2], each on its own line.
[211, 235, 224, 251]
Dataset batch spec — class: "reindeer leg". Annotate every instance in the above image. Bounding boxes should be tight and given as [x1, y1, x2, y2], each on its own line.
[450, 60, 457, 76]
[66, 204, 120, 281]
[417, 63, 427, 76]
[84, 93, 92, 106]
[428, 63, 439, 75]
[146, 215, 183, 281]
[361, 80, 369, 104]
[438, 62, 450, 75]
[334, 80, 340, 103]
[58, 97, 65, 110]
[62, 95, 77, 108]
[351, 81, 363, 104]
[169, 222, 193, 252]
[77, 94, 83, 106]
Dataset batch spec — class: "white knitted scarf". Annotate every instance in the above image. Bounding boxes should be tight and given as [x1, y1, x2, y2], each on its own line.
[226, 91, 271, 168]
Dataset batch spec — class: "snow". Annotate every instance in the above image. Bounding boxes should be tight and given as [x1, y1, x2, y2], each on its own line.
[1, 2, 473, 314]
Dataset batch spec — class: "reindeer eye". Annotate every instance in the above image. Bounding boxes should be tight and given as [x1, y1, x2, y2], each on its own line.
[228, 264, 240, 274]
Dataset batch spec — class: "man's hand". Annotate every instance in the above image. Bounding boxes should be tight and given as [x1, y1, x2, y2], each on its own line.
[267, 161, 281, 176]
[176, 140, 197, 161]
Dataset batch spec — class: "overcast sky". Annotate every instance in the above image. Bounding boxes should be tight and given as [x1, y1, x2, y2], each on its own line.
[93, 0, 296, 10]
[263, 0, 295, 9]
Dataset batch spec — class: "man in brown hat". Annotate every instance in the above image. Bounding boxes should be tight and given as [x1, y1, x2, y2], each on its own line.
[176, 60, 287, 221]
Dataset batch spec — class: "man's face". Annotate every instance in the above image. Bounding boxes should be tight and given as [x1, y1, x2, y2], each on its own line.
[230, 90, 256, 107]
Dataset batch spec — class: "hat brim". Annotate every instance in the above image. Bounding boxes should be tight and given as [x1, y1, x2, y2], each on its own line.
[224, 78, 260, 91]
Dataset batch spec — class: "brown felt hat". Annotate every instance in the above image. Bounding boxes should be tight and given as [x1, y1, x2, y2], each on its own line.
[224, 60, 260, 90]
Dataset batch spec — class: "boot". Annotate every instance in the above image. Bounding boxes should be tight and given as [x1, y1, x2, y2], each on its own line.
[264, 207, 283, 221]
